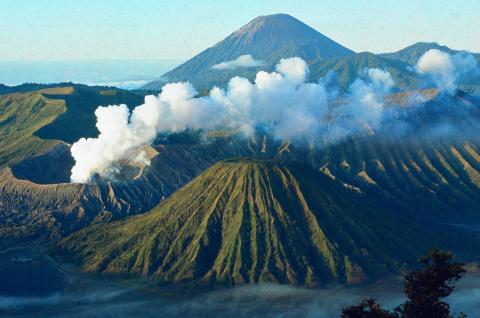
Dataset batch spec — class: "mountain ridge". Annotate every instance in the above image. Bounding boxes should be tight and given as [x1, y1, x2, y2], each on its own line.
[309, 51, 419, 90]
[381, 42, 480, 65]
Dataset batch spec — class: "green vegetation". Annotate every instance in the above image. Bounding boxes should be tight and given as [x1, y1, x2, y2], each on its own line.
[0, 84, 146, 166]
[35, 85, 144, 143]
[0, 92, 65, 166]
[342, 249, 466, 318]
[317, 136, 480, 224]
[0, 82, 74, 96]
[58, 159, 428, 286]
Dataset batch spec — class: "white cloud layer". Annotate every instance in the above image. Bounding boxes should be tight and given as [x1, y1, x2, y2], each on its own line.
[211, 55, 264, 70]
[416, 49, 477, 93]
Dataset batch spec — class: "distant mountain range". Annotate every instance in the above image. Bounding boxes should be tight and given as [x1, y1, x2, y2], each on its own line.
[142, 14, 479, 92]
[0, 60, 181, 89]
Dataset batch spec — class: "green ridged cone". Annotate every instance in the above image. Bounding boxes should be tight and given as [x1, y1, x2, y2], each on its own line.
[58, 159, 428, 286]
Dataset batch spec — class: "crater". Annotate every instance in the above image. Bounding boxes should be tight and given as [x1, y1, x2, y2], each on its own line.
[11, 143, 75, 184]
[91, 164, 144, 183]
[11, 143, 158, 185]
[91, 145, 158, 183]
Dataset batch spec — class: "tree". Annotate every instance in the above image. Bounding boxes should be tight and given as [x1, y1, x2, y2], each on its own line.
[341, 249, 466, 318]
[396, 249, 466, 318]
[342, 298, 398, 318]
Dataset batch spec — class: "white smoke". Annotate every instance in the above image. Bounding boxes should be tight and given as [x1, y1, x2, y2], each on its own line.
[211, 54, 264, 70]
[331, 68, 393, 140]
[70, 57, 393, 183]
[416, 49, 478, 94]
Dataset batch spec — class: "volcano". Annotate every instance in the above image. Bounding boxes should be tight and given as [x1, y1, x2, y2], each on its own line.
[58, 159, 428, 286]
[142, 13, 354, 90]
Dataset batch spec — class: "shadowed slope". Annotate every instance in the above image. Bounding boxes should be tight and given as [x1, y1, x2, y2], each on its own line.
[58, 159, 428, 286]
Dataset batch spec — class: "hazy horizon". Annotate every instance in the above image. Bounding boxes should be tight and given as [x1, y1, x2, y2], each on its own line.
[0, 60, 183, 89]
[0, 1, 479, 61]
[2, 1, 478, 89]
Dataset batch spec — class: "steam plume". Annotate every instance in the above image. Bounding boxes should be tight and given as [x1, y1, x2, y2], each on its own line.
[416, 49, 477, 94]
[70, 57, 393, 183]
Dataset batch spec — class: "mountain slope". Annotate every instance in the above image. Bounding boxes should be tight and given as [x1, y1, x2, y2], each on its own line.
[0, 83, 74, 96]
[313, 92, 480, 224]
[381, 43, 480, 91]
[309, 52, 419, 90]
[58, 159, 428, 286]
[0, 92, 65, 166]
[142, 14, 354, 90]
[34, 85, 145, 144]
[0, 84, 146, 168]
[381, 42, 459, 65]
[0, 133, 278, 249]
[381, 42, 480, 71]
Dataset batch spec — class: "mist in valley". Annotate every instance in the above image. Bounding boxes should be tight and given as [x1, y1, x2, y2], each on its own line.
[1, 246, 479, 318]
[2, 276, 480, 318]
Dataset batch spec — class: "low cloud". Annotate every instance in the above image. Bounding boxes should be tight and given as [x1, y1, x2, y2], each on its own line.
[83, 80, 150, 90]
[211, 54, 264, 70]
[330, 68, 393, 141]
[3, 276, 480, 317]
[416, 49, 478, 94]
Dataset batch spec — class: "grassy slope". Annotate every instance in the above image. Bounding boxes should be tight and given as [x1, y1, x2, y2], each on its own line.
[0, 92, 65, 166]
[58, 159, 428, 286]
[35, 86, 144, 144]
[313, 93, 480, 223]
[0, 83, 74, 96]
[0, 85, 146, 166]
[317, 138, 480, 225]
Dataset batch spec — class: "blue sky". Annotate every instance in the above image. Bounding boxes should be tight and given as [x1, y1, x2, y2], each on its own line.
[0, 0, 478, 61]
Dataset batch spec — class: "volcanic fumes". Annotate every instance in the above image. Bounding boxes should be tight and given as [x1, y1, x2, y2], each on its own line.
[69, 58, 395, 183]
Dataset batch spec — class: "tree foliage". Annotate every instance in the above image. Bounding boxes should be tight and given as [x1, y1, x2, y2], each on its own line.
[342, 249, 466, 318]
[341, 298, 398, 318]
